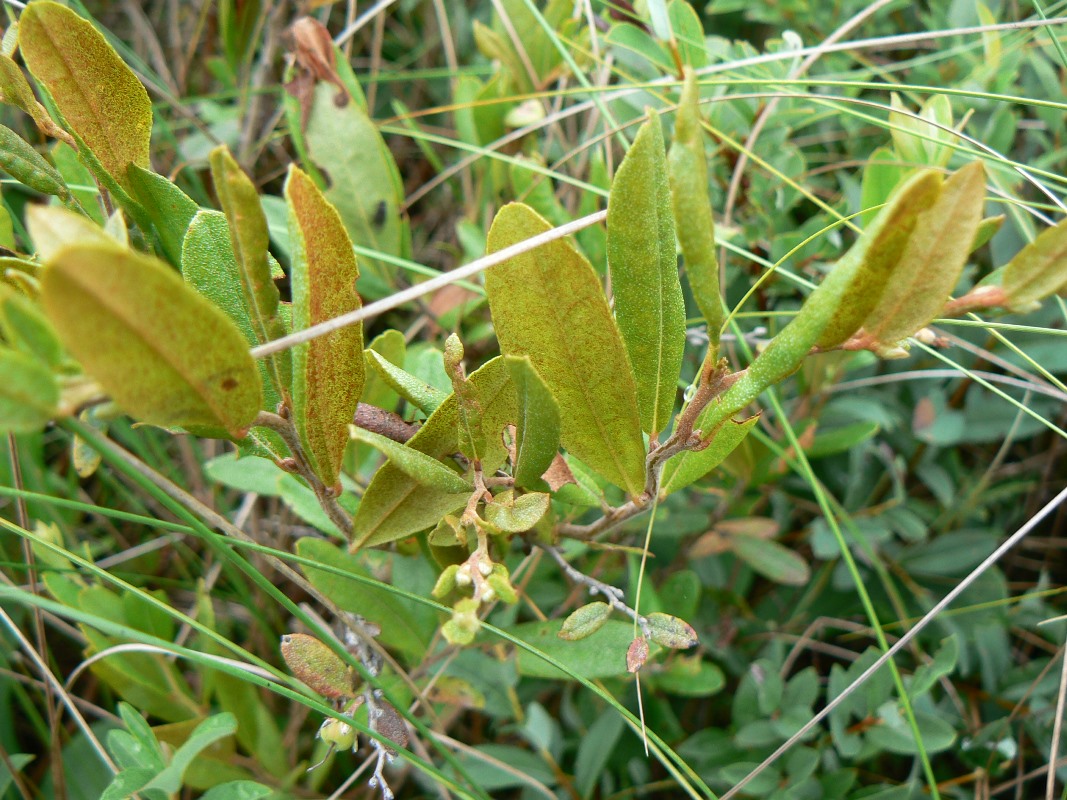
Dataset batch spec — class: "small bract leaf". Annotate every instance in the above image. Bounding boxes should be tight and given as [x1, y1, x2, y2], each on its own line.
[505, 355, 560, 489]
[646, 612, 698, 649]
[626, 636, 649, 673]
[0, 345, 58, 433]
[608, 110, 685, 434]
[999, 215, 1067, 312]
[558, 601, 612, 641]
[485, 203, 646, 497]
[19, 1, 151, 193]
[483, 490, 550, 533]
[432, 564, 460, 599]
[661, 413, 759, 496]
[444, 333, 486, 461]
[970, 215, 1005, 253]
[0, 122, 69, 199]
[859, 161, 986, 347]
[40, 243, 261, 435]
[669, 68, 721, 352]
[350, 426, 472, 493]
[286, 165, 365, 487]
[365, 349, 449, 415]
[127, 165, 200, 268]
[280, 633, 354, 700]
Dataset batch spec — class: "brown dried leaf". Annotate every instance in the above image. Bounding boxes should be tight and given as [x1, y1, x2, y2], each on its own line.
[626, 636, 649, 673]
[541, 452, 576, 492]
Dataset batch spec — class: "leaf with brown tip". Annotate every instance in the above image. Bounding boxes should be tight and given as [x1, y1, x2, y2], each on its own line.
[286, 165, 364, 487]
[19, 1, 151, 193]
[40, 242, 261, 436]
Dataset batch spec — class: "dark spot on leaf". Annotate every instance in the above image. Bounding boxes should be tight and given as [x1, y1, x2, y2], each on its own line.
[221, 377, 238, 391]
[372, 200, 386, 228]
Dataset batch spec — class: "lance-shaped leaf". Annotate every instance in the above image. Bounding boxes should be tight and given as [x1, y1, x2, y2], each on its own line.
[505, 355, 560, 489]
[857, 161, 986, 350]
[127, 165, 199, 268]
[350, 426, 472, 493]
[0, 123, 70, 200]
[0, 346, 58, 433]
[669, 69, 721, 353]
[19, 1, 151, 194]
[998, 216, 1067, 311]
[40, 242, 261, 435]
[444, 333, 485, 461]
[366, 349, 448, 415]
[286, 165, 365, 487]
[816, 168, 943, 349]
[660, 413, 759, 496]
[210, 146, 291, 397]
[608, 111, 685, 435]
[360, 329, 405, 410]
[485, 203, 646, 497]
[351, 357, 517, 550]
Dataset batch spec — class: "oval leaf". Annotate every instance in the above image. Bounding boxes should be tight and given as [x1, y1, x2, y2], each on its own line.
[286, 165, 365, 487]
[485, 203, 646, 497]
[730, 534, 811, 586]
[280, 633, 353, 700]
[483, 490, 549, 533]
[350, 425, 472, 494]
[0, 346, 58, 433]
[645, 612, 698, 649]
[40, 242, 261, 435]
[19, 1, 151, 193]
[558, 601, 612, 641]
[608, 110, 685, 434]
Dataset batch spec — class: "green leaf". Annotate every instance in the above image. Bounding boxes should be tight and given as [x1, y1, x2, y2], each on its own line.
[645, 612, 698, 649]
[360, 329, 406, 410]
[143, 713, 237, 794]
[669, 69, 720, 351]
[0, 122, 70, 199]
[199, 782, 272, 800]
[350, 426, 473, 493]
[483, 490, 550, 533]
[209, 146, 291, 398]
[511, 619, 646, 679]
[351, 357, 517, 549]
[731, 534, 811, 586]
[660, 413, 759, 496]
[365, 349, 448, 415]
[805, 421, 880, 459]
[0, 283, 63, 367]
[300, 77, 407, 297]
[608, 111, 685, 435]
[505, 355, 560, 489]
[908, 636, 959, 698]
[816, 168, 943, 349]
[669, 0, 707, 68]
[859, 161, 986, 349]
[126, 165, 200, 268]
[19, 1, 151, 194]
[558, 601, 612, 641]
[859, 146, 903, 226]
[0, 345, 58, 433]
[286, 165, 365, 487]
[654, 655, 725, 698]
[485, 203, 646, 496]
[40, 242, 261, 436]
[296, 538, 433, 657]
[999, 215, 1067, 311]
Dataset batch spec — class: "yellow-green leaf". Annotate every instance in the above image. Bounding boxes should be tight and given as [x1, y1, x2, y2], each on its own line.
[483, 490, 549, 533]
[1000, 216, 1067, 311]
[40, 242, 261, 436]
[645, 612, 698, 649]
[816, 168, 943, 349]
[350, 426, 473, 493]
[351, 357, 517, 550]
[0, 283, 63, 367]
[485, 203, 646, 497]
[558, 602, 612, 641]
[859, 161, 986, 348]
[669, 69, 721, 353]
[286, 165, 365, 487]
[0, 53, 72, 145]
[505, 355, 560, 489]
[608, 111, 685, 435]
[26, 204, 112, 262]
[19, 1, 151, 193]
[0, 345, 58, 433]
[660, 413, 759, 496]
[279, 633, 353, 700]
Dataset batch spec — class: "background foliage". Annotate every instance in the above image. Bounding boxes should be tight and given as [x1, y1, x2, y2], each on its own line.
[1, 1, 1067, 799]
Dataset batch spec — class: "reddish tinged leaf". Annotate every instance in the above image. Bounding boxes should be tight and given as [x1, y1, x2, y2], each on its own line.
[286, 165, 365, 487]
[280, 633, 354, 700]
[19, 1, 151, 192]
[627, 636, 649, 673]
